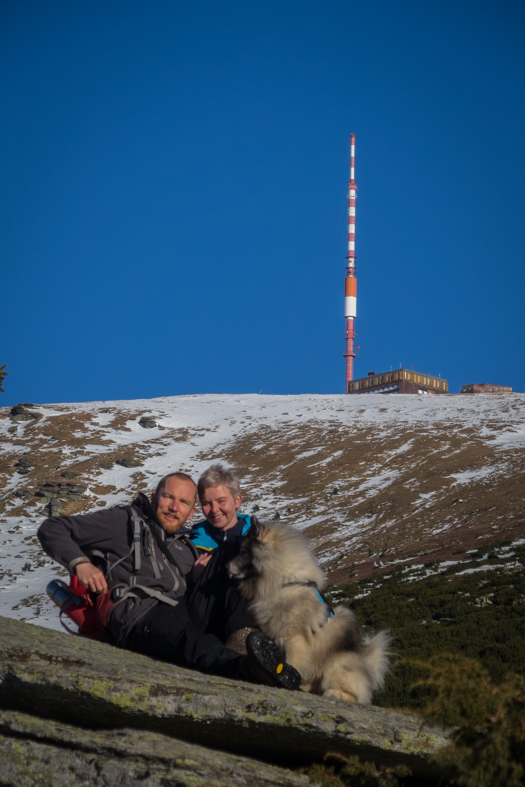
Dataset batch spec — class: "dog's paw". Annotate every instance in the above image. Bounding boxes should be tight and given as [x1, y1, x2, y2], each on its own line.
[323, 689, 358, 702]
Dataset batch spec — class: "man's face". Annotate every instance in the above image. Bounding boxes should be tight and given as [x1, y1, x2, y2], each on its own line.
[200, 484, 242, 531]
[155, 477, 197, 534]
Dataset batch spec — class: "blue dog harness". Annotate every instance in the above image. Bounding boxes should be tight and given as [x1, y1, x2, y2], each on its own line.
[282, 581, 335, 617]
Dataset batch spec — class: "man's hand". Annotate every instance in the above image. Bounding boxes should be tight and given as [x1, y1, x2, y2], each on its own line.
[75, 562, 108, 594]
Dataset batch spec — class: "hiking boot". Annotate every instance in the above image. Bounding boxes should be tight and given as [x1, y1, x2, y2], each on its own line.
[225, 626, 259, 655]
[240, 631, 301, 690]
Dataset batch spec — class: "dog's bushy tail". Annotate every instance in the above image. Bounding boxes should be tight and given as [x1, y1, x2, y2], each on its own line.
[363, 630, 392, 692]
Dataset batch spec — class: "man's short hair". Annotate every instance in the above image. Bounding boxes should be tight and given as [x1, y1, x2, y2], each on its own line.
[153, 472, 197, 504]
[197, 463, 240, 501]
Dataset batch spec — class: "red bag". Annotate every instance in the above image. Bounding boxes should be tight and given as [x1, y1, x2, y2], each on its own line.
[63, 576, 112, 639]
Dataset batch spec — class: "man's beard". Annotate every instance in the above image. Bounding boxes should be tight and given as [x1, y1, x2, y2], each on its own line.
[157, 511, 183, 533]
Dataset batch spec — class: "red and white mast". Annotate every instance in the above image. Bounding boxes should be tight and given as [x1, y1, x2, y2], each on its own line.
[344, 134, 357, 389]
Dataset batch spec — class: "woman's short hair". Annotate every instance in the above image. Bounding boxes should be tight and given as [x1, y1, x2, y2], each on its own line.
[197, 463, 241, 501]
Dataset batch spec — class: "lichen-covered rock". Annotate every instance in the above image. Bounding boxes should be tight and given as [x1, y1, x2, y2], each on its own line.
[0, 616, 449, 779]
[0, 709, 310, 787]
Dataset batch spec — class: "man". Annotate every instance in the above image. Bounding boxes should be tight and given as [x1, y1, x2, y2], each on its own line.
[38, 472, 300, 689]
[188, 464, 258, 652]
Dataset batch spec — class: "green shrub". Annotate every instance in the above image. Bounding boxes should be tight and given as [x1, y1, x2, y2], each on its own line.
[315, 545, 525, 784]
[301, 656, 525, 787]
[328, 544, 525, 710]
[304, 753, 411, 787]
[416, 655, 525, 787]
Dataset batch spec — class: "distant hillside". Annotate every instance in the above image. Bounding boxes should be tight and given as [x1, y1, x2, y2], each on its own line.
[1, 392, 524, 629]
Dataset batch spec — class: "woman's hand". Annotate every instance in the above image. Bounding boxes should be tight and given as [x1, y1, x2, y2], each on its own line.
[194, 553, 212, 569]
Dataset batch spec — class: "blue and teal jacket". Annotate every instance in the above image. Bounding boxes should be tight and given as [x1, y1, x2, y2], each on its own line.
[190, 514, 252, 552]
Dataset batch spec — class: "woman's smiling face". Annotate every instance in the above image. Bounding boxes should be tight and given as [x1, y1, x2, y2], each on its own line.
[200, 484, 242, 531]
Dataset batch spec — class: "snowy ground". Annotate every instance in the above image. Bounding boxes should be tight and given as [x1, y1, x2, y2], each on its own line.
[1, 392, 524, 630]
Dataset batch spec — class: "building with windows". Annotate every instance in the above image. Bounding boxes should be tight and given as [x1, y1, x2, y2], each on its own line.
[460, 383, 512, 394]
[347, 368, 448, 395]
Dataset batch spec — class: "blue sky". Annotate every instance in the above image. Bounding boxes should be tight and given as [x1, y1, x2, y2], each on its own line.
[2, 0, 524, 404]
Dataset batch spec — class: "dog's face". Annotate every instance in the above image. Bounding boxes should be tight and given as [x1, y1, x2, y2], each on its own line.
[228, 519, 264, 581]
[228, 540, 256, 580]
[228, 517, 301, 597]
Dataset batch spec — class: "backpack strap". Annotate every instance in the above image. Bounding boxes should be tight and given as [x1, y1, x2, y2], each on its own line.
[108, 584, 180, 623]
[81, 548, 109, 574]
[120, 504, 182, 573]
[103, 515, 139, 582]
[112, 505, 188, 590]
[147, 530, 162, 578]
[128, 508, 143, 572]
[144, 513, 185, 576]
[138, 520, 162, 579]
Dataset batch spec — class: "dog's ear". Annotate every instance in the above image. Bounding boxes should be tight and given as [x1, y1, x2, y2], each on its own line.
[250, 516, 270, 542]
[250, 515, 263, 537]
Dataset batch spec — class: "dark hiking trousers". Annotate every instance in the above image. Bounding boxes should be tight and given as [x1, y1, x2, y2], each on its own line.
[124, 597, 241, 678]
[187, 539, 257, 641]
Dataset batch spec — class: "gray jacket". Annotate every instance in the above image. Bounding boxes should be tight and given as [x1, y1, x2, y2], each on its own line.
[38, 493, 197, 645]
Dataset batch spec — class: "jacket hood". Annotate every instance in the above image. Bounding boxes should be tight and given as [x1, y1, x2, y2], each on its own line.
[132, 492, 163, 528]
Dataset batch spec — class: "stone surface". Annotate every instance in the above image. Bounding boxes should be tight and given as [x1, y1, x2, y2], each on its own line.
[116, 458, 142, 468]
[34, 481, 87, 505]
[0, 616, 449, 778]
[9, 405, 37, 423]
[0, 709, 310, 787]
[11, 489, 31, 499]
[43, 499, 66, 516]
[139, 416, 157, 428]
[10, 405, 28, 416]
[14, 457, 33, 469]
[11, 413, 33, 423]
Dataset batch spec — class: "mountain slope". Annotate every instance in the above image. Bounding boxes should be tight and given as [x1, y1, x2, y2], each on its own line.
[1, 392, 524, 629]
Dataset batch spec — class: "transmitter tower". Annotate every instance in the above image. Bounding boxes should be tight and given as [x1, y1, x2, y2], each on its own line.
[344, 134, 357, 387]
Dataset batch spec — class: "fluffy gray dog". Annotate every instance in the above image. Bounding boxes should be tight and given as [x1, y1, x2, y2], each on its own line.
[228, 518, 390, 703]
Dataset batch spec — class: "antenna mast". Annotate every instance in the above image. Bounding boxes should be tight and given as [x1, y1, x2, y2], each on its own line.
[344, 134, 357, 390]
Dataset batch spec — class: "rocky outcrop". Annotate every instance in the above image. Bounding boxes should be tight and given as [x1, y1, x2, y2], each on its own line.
[0, 709, 309, 787]
[0, 615, 449, 784]
[139, 416, 157, 428]
[34, 479, 88, 516]
[10, 404, 35, 423]
[14, 456, 33, 475]
[9, 404, 41, 425]
[7, 404, 42, 434]
[115, 458, 142, 468]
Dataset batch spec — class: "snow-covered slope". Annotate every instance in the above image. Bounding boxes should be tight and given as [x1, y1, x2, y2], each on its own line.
[1, 393, 524, 630]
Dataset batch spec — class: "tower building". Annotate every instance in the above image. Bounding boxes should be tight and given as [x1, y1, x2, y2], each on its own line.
[343, 135, 448, 395]
[343, 134, 357, 387]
